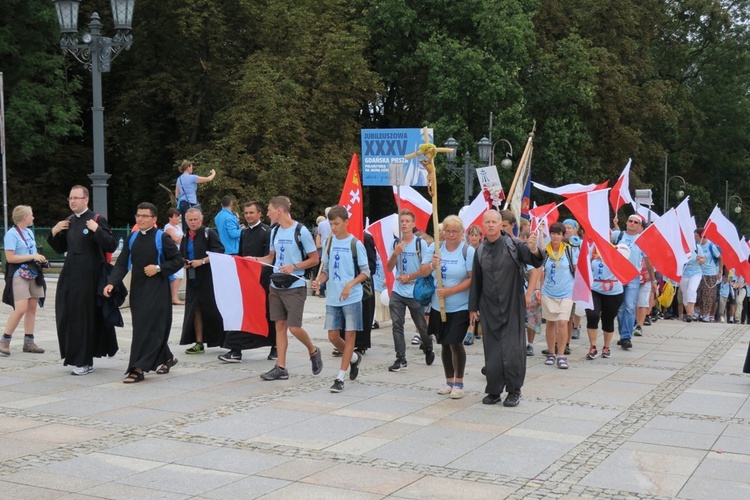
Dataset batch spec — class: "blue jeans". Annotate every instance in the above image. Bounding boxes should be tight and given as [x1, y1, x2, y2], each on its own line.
[389, 292, 430, 359]
[617, 279, 639, 339]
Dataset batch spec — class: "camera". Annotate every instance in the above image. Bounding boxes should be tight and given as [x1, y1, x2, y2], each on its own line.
[37, 260, 51, 269]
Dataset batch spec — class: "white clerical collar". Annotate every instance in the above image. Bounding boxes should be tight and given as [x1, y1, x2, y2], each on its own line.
[74, 208, 89, 218]
[248, 221, 261, 229]
[140, 227, 153, 235]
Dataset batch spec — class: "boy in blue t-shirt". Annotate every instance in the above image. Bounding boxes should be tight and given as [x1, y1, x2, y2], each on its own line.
[312, 206, 370, 393]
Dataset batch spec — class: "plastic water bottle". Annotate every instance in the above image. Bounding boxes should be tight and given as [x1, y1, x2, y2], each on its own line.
[117, 237, 124, 251]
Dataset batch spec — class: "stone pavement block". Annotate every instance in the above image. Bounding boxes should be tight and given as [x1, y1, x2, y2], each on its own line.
[93, 406, 184, 426]
[182, 407, 316, 441]
[9, 423, 112, 444]
[0, 414, 47, 432]
[301, 463, 422, 495]
[252, 414, 383, 450]
[103, 437, 215, 462]
[0, 437, 57, 460]
[580, 465, 690, 497]
[40, 452, 162, 482]
[392, 476, 516, 499]
[537, 404, 620, 423]
[0, 482, 70, 499]
[177, 448, 293, 475]
[567, 379, 658, 407]
[115, 463, 245, 496]
[666, 390, 747, 417]
[30, 397, 130, 417]
[0, 394, 65, 409]
[255, 458, 338, 481]
[325, 435, 392, 455]
[678, 476, 750, 499]
[603, 365, 677, 384]
[255, 482, 383, 499]
[3, 470, 104, 493]
[136, 395, 224, 414]
[515, 414, 605, 438]
[631, 427, 720, 451]
[199, 476, 291, 499]
[333, 395, 430, 421]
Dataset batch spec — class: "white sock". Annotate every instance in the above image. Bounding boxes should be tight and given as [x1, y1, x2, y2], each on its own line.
[351, 352, 359, 363]
[337, 370, 347, 381]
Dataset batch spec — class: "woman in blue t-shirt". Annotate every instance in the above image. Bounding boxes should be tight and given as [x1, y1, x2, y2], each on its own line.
[420, 215, 475, 400]
[541, 223, 576, 369]
[1, 205, 47, 356]
[585, 247, 625, 361]
[175, 160, 216, 231]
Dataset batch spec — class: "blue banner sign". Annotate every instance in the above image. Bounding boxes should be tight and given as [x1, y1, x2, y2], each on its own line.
[361, 128, 434, 186]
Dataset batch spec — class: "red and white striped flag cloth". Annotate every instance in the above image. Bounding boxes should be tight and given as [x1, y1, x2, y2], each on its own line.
[366, 214, 399, 293]
[529, 201, 559, 233]
[632, 203, 660, 224]
[573, 236, 594, 310]
[459, 192, 489, 234]
[703, 206, 749, 280]
[533, 180, 608, 198]
[338, 153, 364, 240]
[564, 189, 640, 285]
[674, 196, 696, 257]
[208, 252, 269, 336]
[610, 159, 634, 212]
[634, 209, 689, 282]
[393, 185, 432, 232]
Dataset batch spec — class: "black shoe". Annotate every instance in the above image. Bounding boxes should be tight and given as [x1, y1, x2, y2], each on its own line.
[482, 394, 502, 405]
[372, 321, 380, 330]
[481, 366, 486, 375]
[424, 349, 435, 366]
[503, 392, 521, 407]
[330, 379, 344, 393]
[564, 344, 571, 355]
[349, 353, 361, 381]
[218, 351, 242, 363]
[310, 347, 323, 375]
[267, 347, 278, 360]
[643, 317, 652, 326]
[685, 316, 693, 323]
[620, 338, 632, 349]
[388, 358, 407, 372]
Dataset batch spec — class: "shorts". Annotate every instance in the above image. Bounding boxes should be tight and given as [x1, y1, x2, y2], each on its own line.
[171, 267, 185, 280]
[541, 295, 573, 321]
[427, 308, 470, 345]
[12, 275, 44, 301]
[637, 283, 652, 308]
[269, 286, 307, 327]
[325, 302, 363, 331]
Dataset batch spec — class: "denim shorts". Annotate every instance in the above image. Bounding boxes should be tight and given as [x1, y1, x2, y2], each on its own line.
[325, 302, 363, 331]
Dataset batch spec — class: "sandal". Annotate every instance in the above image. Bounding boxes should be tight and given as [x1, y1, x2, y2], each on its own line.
[332, 348, 342, 357]
[123, 370, 145, 384]
[156, 357, 178, 374]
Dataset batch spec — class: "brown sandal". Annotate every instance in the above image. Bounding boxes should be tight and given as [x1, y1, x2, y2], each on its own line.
[156, 357, 178, 374]
[123, 371, 144, 384]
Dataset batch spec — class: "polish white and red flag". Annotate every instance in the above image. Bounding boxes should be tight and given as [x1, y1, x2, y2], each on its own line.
[533, 180, 609, 198]
[208, 252, 269, 336]
[338, 153, 364, 240]
[459, 192, 489, 234]
[529, 201, 559, 233]
[675, 197, 697, 256]
[572, 236, 594, 310]
[563, 189, 640, 285]
[703, 206, 750, 280]
[393, 185, 432, 232]
[610, 159, 634, 212]
[366, 214, 399, 293]
[634, 209, 688, 282]
[632, 203, 660, 224]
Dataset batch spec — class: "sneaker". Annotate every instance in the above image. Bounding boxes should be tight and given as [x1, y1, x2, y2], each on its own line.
[260, 365, 289, 380]
[437, 383, 453, 395]
[0, 340, 9, 356]
[564, 344, 571, 355]
[475, 333, 482, 340]
[572, 327, 580, 340]
[557, 356, 569, 369]
[634, 325, 643, 337]
[424, 349, 435, 366]
[620, 338, 632, 349]
[71, 365, 93, 376]
[267, 347, 278, 360]
[643, 317, 651, 326]
[372, 321, 380, 330]
[218, 351, 242, 363]
[503, 392, 521, 407]
[450, 386, 464, 399]
[709, 317, 716, 323]
[388, 358, 407, 372]
[601, 346, 611, 358]
[542, 343, 557, 356]
[545, 355, 556, 365]
[526, 344, 534, 356]
[463, 332, 474, 345]
[185, 343, 204, 354]
[586, 346, 599, 360]
[349, 353, 361, 381]
[330, 378, 344, 393]
[411, 334, 421, 345]
[22, 342, 44, 353]
[309, 347, 323, 375]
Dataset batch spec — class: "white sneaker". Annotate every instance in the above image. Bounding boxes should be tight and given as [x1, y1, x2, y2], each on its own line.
[411, 335, 421, 345]
[450, 386, 465, 399]
[71, 365, 93, 376]
[437, 384, 453, 395]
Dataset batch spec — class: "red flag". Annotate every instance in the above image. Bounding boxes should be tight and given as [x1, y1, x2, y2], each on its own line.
[703, 206, 748, 280]
[564, 190, 639, 285]
[208, 252, 268, 336]
[393, 186, 432, 232]
[366, 214, 398, 293]
[533, 180, 609, 198]
[529, 202, 559, 232]
[635, 209, 688, 282]
[573, 236, 594, 310]
[338, 154, 364, 240]
[610, 159, 634, 212]
[459, 192, 489, 234]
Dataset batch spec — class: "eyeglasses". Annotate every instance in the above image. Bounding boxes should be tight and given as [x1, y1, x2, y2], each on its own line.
[444, 229, 462, 234]
[627, 220, 641, 225]
[135, 214, 156, 219]
[67, 197, 87, 201]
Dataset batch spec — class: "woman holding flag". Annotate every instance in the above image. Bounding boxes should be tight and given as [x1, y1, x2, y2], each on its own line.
[585, 245, 625, 361]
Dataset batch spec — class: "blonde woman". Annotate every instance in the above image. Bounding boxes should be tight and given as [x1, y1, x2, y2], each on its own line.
[1, 205, 47, 355]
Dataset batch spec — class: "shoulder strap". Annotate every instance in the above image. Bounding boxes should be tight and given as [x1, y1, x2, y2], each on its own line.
[565, 245, 575, 275]
[614, 231, 624, 245]
[14, 226, 28, 244]
[294, 222, 305, 256]
[349, 237, 358, 272]
[127, 231, 139, 270]
[462, 241, 468, 261]
[416, 237, 422, 262]
[476, 241, 484, 266]
[504, 234, 525, 278]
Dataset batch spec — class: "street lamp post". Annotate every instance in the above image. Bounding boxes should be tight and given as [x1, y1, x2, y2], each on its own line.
[664, 175, 686, 213]
[444, 136, 513, 206]
[726, 180, 743, 215]
[54, 0, 136, 218]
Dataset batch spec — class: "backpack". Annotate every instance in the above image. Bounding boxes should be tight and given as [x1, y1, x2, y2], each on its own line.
[68, 213, 113, 263]
[325, 236, 373, 299]
[392, 236, 433, 306]
[270, 222, 306, 260]
[128, 230, 175, 283]
[543, 244, 575, 276]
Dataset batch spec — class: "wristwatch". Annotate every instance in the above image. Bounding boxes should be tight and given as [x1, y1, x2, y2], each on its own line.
[202, 258, 207, 265]
[155, 265, 161, 273]
[293, 263, 299, 271]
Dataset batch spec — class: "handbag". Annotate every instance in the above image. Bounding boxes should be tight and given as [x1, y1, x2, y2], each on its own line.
[413, 276, 435, 307]
[362, 277, 374, 300]
[270, 272, 297, 289]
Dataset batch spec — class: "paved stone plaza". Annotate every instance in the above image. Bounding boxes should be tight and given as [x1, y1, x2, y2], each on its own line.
[1, 277, 750, 499]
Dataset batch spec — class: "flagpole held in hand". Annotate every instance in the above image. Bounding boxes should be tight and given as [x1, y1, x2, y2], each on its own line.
[504, 121, 536, 210]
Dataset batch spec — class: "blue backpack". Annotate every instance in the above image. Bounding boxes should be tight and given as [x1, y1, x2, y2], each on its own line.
[128, 230, 175, 282]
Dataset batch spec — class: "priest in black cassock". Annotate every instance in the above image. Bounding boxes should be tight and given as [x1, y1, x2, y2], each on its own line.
[104, 202, 183, 383]
[469, 210, 543, 407]
[48, 185, 118, 375]
[219, 201, 276, 363]
[179, 208, 226, 354]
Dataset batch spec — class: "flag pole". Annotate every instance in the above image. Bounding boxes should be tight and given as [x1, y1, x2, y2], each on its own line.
[0, 72, 7, 235]
[504, 121, 536, 210]
[405, 127, 454, 322]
